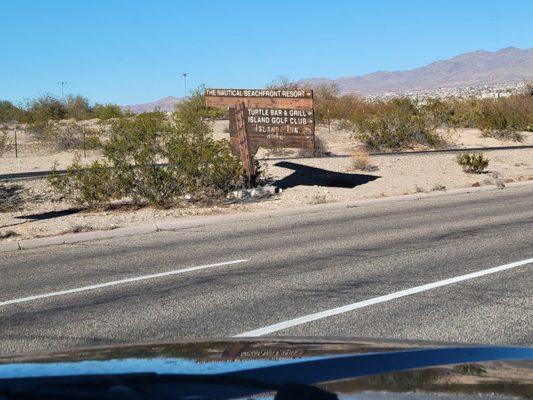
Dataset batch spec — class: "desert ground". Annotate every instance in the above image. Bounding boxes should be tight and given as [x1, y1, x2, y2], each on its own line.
[1, 121, 533, 241]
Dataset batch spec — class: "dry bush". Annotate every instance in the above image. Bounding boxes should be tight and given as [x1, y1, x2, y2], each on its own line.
[0, 128, 13, 157]
[480, 128, 524, 142]
[0, 100, 25, 123]
[309, 194, 328, 204]
[456, 152, 489, 173]
[349, 149, 377, 172]
[525, 82, 533, 97]
[347, 98, 444, 151]
[421, 92, 533, 138]
[28, 120, 102, 151]
[297, 135, 331, 157]
[473, 95, 531, 141]
[0, 183, 24, 212]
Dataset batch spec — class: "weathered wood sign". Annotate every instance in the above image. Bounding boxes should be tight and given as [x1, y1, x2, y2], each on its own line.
[205, 88, 315, 186]
[245, 107, 315, 152]
[205, 88, 313, 109]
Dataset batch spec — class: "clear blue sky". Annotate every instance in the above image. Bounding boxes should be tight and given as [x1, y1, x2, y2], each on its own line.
[1, 0, 532, 105]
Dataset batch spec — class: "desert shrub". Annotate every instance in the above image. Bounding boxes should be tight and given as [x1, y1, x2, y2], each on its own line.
[421, 99, 459, 127]
[525, 82, 533, 97]
[349, 149, 376, 171]
[421, 93, 533, 136]
[456, 152, 489, 173]
[28, 120, 98, 150]
[480, 128, 524, 142]
[91, 103, 123, 120]
[297, 135, 330, 157]
[85, 134, 103, 150]
[312, 135, 330, 156]
[471, 95, 532, 141]
[0, 183, 24, 212]
[0, 101, 25, 123]
[266, 76, 301, 90]
[49, 91, 244, 208]
[313, 84, 340, 125]
[0, 129, 12, 157]
[26, 94, 67, 123]
[49, 159, 116, 208]
[65, 95, 91, 120]
[167, 92, 242, 197]
[348, 98, 443, 151]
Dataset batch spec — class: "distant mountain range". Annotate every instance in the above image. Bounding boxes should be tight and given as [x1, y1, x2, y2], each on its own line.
[120, 47, 533, 111]
[298, 47, 533, 95]
[120, 96, 183, 113]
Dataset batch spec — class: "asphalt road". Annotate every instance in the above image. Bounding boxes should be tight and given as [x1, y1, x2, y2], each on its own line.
[1, 185, 532, 356]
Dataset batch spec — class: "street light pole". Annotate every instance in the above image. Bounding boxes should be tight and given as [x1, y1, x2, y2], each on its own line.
[57, 81, 68, 98]
[182, 73, 187, 97]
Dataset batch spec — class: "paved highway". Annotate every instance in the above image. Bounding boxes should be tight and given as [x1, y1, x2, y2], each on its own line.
[0, 185, 532, 356]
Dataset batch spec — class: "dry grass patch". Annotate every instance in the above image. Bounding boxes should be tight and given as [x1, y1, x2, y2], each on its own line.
[348, 149, 377, 172]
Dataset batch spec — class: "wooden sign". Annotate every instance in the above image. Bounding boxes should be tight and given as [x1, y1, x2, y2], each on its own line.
[246, 108, 314, 136]
[205, 88, 313, 109]
[205, 88, 315, 187]
[227, 107, 314, 154]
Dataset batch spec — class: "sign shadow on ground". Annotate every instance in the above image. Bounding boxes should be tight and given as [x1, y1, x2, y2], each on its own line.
[272, 161, 380, 190]
[15, 208, 84, 222]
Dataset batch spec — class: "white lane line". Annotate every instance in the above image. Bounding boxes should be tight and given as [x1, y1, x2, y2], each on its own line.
[0, 259, 248, 307]
[235, 257, 533, 337]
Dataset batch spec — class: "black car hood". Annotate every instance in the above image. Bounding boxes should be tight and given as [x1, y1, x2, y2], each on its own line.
[0, 338, 532, 399]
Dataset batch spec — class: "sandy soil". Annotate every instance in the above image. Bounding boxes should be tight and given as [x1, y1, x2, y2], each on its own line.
[2, 121, 533, 242]
[2, 148, 532, 242]
[2, 121, 532, 174]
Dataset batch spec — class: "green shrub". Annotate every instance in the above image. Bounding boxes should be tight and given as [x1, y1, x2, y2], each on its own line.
[0, 101, 25, 123]
[49, 90, 244, 208]
[349, 98, 444, 151]
[65, 95, 91, 120]
[473, 95, 531, 141]
[49, 159, 116, 208]
[26, 94, 67, 123]
[91, 103, 123, 120]
[85, 135, 103, 150]
[456, 152, 489, 173]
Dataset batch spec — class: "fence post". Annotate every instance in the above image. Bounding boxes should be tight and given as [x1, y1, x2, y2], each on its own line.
[14, 126, 18, 158]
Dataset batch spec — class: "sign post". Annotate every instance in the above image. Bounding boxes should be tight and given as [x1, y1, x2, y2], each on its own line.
[235, 102, 255, 187]
[205, 88, 315, 186]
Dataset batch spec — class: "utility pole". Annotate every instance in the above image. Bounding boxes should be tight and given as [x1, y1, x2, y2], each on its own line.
[57, 81, 68, 98]
[182, 73, 187, 97]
